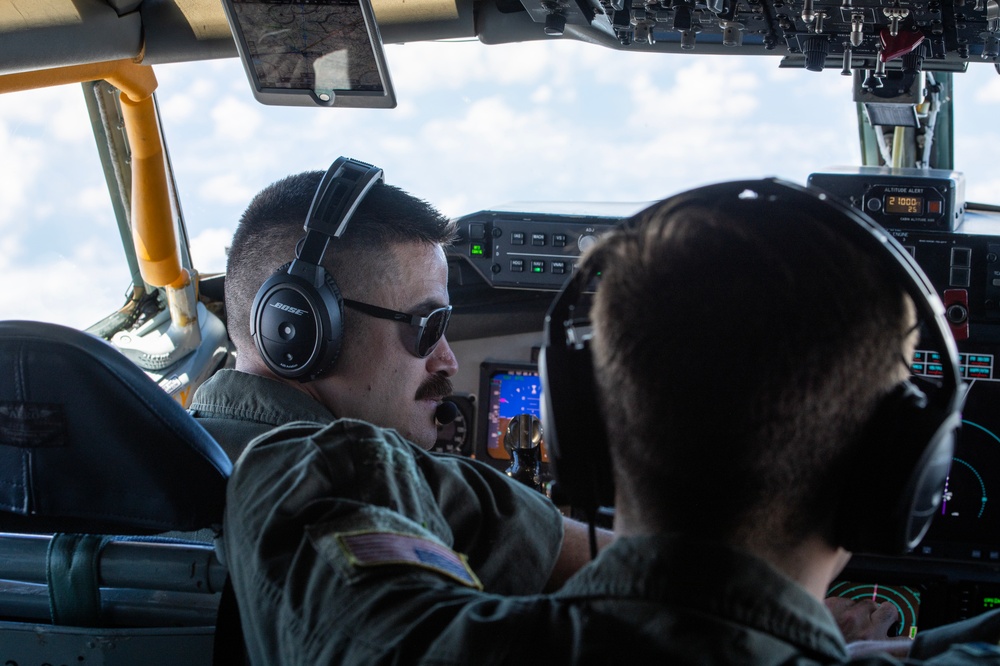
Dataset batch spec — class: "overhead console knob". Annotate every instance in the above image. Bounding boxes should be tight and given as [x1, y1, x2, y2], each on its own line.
[850, 12, 865, 47]
[543, 11, 567, 35]
[802, 35, 831, 71]
[721, 21, 744, 47]
[801, 0, 816, 23]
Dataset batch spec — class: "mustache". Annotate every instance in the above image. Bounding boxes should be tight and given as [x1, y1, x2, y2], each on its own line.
[415, 373, 454, 401]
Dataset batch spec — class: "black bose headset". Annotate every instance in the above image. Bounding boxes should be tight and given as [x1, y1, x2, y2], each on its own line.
[540, 178, 966, 555]
[250, 157, 383, 381]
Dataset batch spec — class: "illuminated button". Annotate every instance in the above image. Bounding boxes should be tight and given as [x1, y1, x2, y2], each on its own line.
[913, 351, 926, 362]
[951, 247, 972, 267]
[969, 355, 992, 365]
[470, 242, 486, 258]
[552, 260, 568, 275]
[912, 363, 925, 374]
[510, 259, 525, 272]
[531, 233, 547, 246]
[927, 363, 944, 376]
[928, 200, 943, 215]
[968, 367, 992, 379]
[530, 260, 546, 273]
[511, 232, 526, 245]
[552, 234, 568, 248]
[929, 352, 942, 362]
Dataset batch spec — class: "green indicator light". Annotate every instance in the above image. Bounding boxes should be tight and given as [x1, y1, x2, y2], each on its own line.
[533, 266, 542, 273]
[471, 244, 484, 256]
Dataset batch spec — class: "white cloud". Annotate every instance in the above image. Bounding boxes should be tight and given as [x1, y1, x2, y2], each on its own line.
[628, 57, 761, 127]
[966, 177, 1000, 205]
[75, 186, 117, 222]
[531, 85, 553, 104]
[0, 239, 128, 329]
[190, 227, 234, 275]
[210, 96, 263, 141]
[198, 173, 258, 206]
[0, 130, 44, 224]
[159, 91, 197, 123]
[970, 68, 1000, 103]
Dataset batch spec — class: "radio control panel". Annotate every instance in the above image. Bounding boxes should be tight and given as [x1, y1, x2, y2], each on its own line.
[451, 206, 634, 291]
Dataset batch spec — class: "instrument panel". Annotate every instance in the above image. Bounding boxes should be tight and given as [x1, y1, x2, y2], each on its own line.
[451, 203, 641, 291]
[431, 393, 476, 456]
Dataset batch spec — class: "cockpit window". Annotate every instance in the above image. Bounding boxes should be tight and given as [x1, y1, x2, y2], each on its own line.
[0, 85, 129, 329]
[2, 41, 998, 329]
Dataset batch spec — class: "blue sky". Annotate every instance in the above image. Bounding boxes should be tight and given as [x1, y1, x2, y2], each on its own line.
[1, 38, 998, 328]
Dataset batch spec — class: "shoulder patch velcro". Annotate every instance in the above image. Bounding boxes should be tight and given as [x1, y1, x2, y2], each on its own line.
[337, 531, 483, 589]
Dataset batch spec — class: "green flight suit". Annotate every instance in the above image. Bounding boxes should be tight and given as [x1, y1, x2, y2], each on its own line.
[225, 419, 1000, 665]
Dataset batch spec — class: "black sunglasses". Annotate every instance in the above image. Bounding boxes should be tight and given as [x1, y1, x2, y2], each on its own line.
[343, 299, 453, 358]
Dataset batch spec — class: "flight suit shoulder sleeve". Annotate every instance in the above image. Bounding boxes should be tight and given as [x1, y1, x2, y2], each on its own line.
[411, 449, 564, 595]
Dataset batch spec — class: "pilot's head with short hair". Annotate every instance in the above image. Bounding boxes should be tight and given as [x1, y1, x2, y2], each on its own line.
[224, 171, 458, 447]
[586, 183, 914, 565]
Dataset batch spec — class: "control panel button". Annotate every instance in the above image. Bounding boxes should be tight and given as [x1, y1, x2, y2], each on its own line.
[950, 267, 971, 287]
[951, 247, 972, 267]
[510, 259, 525, 272]
[511, 232, 525, 245]
[530, 260, 546, 274]
[531, 233, 546, 246]
[553, 234, 568, 248]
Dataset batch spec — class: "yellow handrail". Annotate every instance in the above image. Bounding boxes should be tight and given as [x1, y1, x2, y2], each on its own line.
[0, 59, 185, 289]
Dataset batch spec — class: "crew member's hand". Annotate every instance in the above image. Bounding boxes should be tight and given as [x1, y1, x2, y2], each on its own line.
[824, 596, 912, 658]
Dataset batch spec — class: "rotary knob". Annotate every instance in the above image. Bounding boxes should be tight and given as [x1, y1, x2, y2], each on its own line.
[578, 234, 599, 253]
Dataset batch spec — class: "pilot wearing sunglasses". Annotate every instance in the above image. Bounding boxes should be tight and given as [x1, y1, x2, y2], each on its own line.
[190, 169, 459, 455]
[190, 167, 606, 613]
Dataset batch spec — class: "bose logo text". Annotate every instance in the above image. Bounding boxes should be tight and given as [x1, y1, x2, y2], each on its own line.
[270, 302, 309, 316]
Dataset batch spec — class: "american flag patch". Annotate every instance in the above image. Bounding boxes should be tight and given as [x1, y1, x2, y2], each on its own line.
[337, 531, 483, 589]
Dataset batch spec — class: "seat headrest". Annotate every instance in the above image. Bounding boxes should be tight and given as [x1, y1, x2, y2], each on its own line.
[0, 320, 232, 535]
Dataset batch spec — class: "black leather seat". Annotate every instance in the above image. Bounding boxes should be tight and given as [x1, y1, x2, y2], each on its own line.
[0, 319, 231, 534]
[0, 320, 234, 664]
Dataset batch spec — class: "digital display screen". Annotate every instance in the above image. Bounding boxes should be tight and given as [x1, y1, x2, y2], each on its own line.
[480, 364, 549, 463]
[827, 581, 922, 639]
[886, 195, 924, 215]
[222, 0, 395, 108]
[914, 348, 1000, 560]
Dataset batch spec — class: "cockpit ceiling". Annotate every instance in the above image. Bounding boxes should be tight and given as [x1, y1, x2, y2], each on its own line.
[0, 0, 995, 76]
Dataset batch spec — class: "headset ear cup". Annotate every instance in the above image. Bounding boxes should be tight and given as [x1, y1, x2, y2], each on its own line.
[541, 339, 614, 514]
[250, 263, 344, 380]
[836, 382, 957, 554]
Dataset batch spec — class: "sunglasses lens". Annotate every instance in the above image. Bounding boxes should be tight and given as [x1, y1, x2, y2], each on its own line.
[417, 307, 452, 357]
